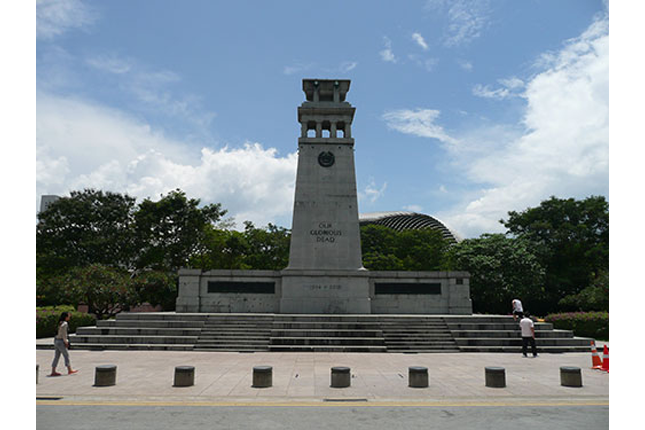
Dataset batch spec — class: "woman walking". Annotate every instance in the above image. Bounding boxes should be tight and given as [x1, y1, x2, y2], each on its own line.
[49, 312, 78, 376]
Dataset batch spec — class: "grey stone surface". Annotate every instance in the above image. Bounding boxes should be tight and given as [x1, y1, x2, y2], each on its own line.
[36, 348, 609, 403]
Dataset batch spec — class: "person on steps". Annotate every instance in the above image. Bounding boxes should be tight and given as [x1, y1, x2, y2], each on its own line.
[49, 312, 78, 376]
[519, 312, 538, 358]
[512, 298, 524, 322]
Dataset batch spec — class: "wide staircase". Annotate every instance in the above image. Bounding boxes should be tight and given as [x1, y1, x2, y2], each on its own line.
[48, 313, 594, 353]
[195, 314, 273, 351]
[446, 315, 592, 353]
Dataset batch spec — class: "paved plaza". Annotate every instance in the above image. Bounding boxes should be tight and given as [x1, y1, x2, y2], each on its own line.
[36, 341, 608, 406]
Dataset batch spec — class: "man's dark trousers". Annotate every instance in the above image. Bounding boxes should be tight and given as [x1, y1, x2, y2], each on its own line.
[522, 337, 537, 357]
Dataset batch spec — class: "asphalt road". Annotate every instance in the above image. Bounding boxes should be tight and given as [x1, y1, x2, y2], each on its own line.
[37, 404, 609, 430]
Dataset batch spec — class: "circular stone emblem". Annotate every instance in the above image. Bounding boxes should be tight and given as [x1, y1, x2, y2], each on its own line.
[318, 151, 335, 167]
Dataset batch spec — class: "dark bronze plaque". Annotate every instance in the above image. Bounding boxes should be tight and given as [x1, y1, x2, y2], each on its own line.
[318, 151, 335, 167]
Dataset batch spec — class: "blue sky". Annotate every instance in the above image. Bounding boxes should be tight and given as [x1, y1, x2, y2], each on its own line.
[35, 0, 609, 238]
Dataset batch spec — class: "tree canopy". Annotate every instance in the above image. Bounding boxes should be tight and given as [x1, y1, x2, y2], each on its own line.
[446, 234, 545, 314]
[36, 189, 608, 316]
[501, 195, 609, 313]
[361, 225, 450, 271]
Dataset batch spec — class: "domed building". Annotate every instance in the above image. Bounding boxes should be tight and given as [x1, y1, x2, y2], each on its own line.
[359, 211, 462, 244]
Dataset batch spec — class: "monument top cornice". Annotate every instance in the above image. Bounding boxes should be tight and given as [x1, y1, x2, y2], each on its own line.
[302, 79, 351, 103]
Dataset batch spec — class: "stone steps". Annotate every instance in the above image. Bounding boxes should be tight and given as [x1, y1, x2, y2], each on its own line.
[76, 327, 202, 336]
[459, 342, 591, 356]
[70, 335, 198, 345]
[270, 337, 385, 346]
[97, 320, 205, 329]
[268, 345, 388, 353]
[450, 330, 574, 339]
[51, 312, 597, 353]
[454, 337, 592, 347]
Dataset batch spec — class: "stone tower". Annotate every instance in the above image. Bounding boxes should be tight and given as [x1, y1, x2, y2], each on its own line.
[286, 79, 364, 271]
[280, 79, 371, 313]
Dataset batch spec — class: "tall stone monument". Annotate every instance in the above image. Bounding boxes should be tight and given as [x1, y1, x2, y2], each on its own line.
[176, 79, 472, 315]
[281, 79, 370, 313]
[287, 79, 362, 271]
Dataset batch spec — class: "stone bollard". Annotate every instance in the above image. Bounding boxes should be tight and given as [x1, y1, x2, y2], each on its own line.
[408, 366, 429, 388]
[94, 365, 117, 387]
[330, 367, 351, 388]
[36, 364, 39, 384]
[252, 366, 273, 388]
[485, 367, 506, 388]
[560, 366, 583, 387]
[174, 366, 195, 387]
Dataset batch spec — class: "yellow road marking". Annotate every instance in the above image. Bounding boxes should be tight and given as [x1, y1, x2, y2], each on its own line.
[37, 399, 609, 408]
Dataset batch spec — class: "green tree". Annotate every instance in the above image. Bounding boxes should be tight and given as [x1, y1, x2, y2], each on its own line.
[130, 270, 178, 311]
[241, 222, 290, 270]
[501, 196, 609, 311]
[189, 226, 250, 270]
[360, 225, 450, 271]
[189, 222, 291, 270]
[558, 269, 609, 312]
[134, 189, 227, 272]
[447, 234, 546, 314]
[37, 189, 137, 276]
[61, 264, 135, 320]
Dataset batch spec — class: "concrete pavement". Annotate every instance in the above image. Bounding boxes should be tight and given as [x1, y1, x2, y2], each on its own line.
[36, 343, 609, 406]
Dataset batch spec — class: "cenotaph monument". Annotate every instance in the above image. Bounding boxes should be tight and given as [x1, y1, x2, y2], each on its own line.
[176, 79, 472, 314]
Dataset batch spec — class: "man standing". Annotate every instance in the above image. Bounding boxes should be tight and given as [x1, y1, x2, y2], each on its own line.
[519, 312, 538, 358]
[512, 298, 523, 322]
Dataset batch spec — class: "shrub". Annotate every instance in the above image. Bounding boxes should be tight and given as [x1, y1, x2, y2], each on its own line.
[36, 305, 97, 339]
[544, 311, 609, 340]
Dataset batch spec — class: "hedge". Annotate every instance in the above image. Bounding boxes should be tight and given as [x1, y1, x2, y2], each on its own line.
[36, 305, 97, 339]
[544, 311, 609, 340]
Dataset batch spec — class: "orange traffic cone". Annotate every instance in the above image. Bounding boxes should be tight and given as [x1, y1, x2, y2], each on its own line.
[600, 345, 609, 372]
[590, 341, 603, 369]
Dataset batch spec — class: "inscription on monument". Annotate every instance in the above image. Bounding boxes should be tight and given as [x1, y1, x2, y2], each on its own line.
[305, 284, 342, 290]
[309, 222, 342, 243]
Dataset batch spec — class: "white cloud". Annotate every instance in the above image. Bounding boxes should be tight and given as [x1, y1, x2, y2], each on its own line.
[412, 32, 429, 50]
[382, 109, 459, 145]
[457, 59, 473, 71]
[37, 0, 96, 40]
[426, 0, 491, 47]
[83, 53, 215, 131]
[472, 84, 510, 100]
[408, 55, 439, 72]
[283, 61, 314, 76]
[340, 61, 358, 72]
[403, 204, 423, 212]
[382, 14, 608, 238]
[86, 54, 132, 74]
[36, 93, 298, 228]
[473, 77, 525, 100]
[380, 37, 397, 63]
[360, 179, 388, 204]
[441, 14, 609, 237]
